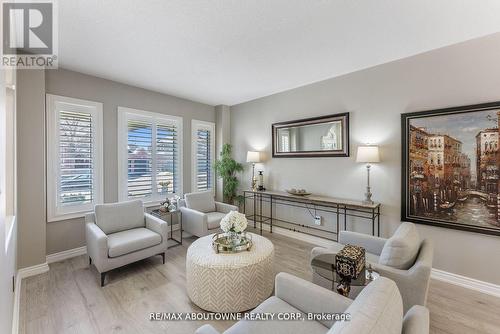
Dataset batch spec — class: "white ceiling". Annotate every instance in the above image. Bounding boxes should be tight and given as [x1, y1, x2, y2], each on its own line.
[59, 0, 500, 106]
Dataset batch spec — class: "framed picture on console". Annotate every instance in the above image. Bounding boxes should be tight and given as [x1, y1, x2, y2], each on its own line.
[402, 101, 500, 236]
[272, 112, 349, 157]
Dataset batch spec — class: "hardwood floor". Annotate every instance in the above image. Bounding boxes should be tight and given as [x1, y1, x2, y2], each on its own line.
[19, 230, 500, 334]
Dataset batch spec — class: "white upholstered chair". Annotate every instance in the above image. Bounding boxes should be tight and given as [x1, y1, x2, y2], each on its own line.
[178, 191, 238, 237]
[196, 273, 430, 334]
[311, 222, 433, 313]
[85, 200, 168, 286]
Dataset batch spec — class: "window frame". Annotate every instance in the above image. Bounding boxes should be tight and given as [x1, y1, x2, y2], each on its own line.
[117, 107, 183, 205]
[46, 94, 104, 222]
[191, 119, 215, 193]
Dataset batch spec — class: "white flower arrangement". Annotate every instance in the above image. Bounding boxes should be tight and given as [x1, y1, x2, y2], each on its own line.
[220, 211, 248, 233]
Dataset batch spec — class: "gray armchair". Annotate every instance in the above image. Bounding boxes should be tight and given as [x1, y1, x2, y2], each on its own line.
[311, 222, 433, 313]
[179, 191, 238, 237]
[85, 200, 168, 286]
[196, 272, 429, 334]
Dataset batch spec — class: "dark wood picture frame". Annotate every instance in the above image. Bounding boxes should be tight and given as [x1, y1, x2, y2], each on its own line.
[402, 101, 500, 236]
[272, 112, 349, 158]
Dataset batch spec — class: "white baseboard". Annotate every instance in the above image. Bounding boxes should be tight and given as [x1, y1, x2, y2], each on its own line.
[431, 268, 500, 298]
[264, 224, 335, 248]
[17, 262, 49, 279]
[46, 246, 87, 264]
[249, 219, 335, 248]
[12, 262, 50, 334]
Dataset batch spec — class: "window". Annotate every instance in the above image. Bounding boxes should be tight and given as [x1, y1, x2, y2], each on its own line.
[279, 129, 290, 152]
[118, 107, 182, 203]
[191, 120, 215, 192]
[46, 94, 103, 221]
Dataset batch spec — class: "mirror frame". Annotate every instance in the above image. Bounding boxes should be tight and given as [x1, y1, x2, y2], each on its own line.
[272, 112, 350, 158]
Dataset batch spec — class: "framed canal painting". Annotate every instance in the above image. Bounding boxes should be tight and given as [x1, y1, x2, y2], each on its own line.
[402, 102, 500, 236]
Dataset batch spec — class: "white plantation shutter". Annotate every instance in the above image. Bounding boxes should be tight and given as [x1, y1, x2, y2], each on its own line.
[46, 95, 103, 221]
[196, 129, 211, 190]
[127, 119, 153, 198]
[59, 111, 94, 205]
[156, 122, 180, 194]
[118, 108, 183, 202]
[192, 120, 215, 192]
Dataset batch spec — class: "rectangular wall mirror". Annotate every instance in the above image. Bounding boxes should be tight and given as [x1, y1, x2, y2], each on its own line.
[272, 112, 349, 157]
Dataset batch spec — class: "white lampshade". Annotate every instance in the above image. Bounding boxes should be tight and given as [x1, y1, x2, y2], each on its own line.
[246, 151, 261, 163]
[356, 146, 380, 163]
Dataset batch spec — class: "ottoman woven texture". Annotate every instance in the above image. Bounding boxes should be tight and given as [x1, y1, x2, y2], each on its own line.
[186, 233, 275, 312]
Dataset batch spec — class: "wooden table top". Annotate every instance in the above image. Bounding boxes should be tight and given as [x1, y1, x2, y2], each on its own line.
[243, 189, 381, 209]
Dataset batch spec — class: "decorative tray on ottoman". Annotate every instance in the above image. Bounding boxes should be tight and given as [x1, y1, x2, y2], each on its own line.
[212, 232, 253, 254]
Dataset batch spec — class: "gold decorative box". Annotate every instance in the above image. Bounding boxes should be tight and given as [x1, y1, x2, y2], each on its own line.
[335, 244, 366, 279]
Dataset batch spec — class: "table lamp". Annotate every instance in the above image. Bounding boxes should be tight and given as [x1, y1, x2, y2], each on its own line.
[356, 145, 380, 204]
[246, 151, 261, 191]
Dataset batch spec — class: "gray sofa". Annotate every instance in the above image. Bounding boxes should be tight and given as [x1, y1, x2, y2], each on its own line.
[196, 272, 429, 334]
[85, 200, 168, 286]
[179, 191, 238, 237]
[312, 222, 433, 313]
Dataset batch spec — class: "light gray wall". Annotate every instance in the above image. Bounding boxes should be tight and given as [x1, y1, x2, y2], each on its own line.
[44, 69, 215, 255]
[215, 105, 231, 201]
[17, 69, 47, 268]
[230, 33, 500, 285]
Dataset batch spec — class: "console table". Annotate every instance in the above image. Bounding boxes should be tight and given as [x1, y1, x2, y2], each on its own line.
[242, 190, 381, 241]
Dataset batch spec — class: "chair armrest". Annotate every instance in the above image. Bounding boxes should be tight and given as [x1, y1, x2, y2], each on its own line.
[339, 231, 387, 255]
[275, 272, 352, 328]
[179, 206, 207, 221]
[145, 213, 168, 242]
[215, 201, 238, 214]
[180, 207, 208, 236]
[85, 222, 108, 271]
[371, 261, 430, 284]
[195, 325, 221, 334]
[310, 246, 336, 263]
[371, 261, 431, 311]
[403, 306, 429, 334]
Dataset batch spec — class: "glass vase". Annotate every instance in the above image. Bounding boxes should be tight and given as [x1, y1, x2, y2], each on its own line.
[228, 231, 241, 245]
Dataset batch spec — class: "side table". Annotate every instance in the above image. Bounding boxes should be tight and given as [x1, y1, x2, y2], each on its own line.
[311, 252, 379, 297]
[150, 209, 183, 248]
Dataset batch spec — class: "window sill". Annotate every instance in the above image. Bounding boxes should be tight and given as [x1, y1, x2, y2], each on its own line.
[47, 211, 91, 223]
[47, 200, 168, 222]
[143, 200, 162, 208]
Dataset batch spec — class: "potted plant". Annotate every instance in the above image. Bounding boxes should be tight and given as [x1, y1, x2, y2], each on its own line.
[214, 144, 244, 206]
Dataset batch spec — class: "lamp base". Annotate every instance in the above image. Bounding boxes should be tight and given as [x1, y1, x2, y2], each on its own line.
[251, 177, 258, 191]
[363, 187, 374, 204]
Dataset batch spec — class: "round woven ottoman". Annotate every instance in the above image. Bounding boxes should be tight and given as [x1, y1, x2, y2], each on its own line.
[186, 233, 274, 312]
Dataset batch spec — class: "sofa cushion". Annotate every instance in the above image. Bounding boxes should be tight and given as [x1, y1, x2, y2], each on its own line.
[225, 296, 329, 334]
[206, 212, 226, 230]
[185, 191, 216, 213]
[329, 277, 403, 334]
[107, 228, 161, 258]
[95, 200, 145, 234]
[379, 222, 420, 270]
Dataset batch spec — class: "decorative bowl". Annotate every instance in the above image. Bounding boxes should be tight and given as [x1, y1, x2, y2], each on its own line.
[286, 189, 311, 196]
